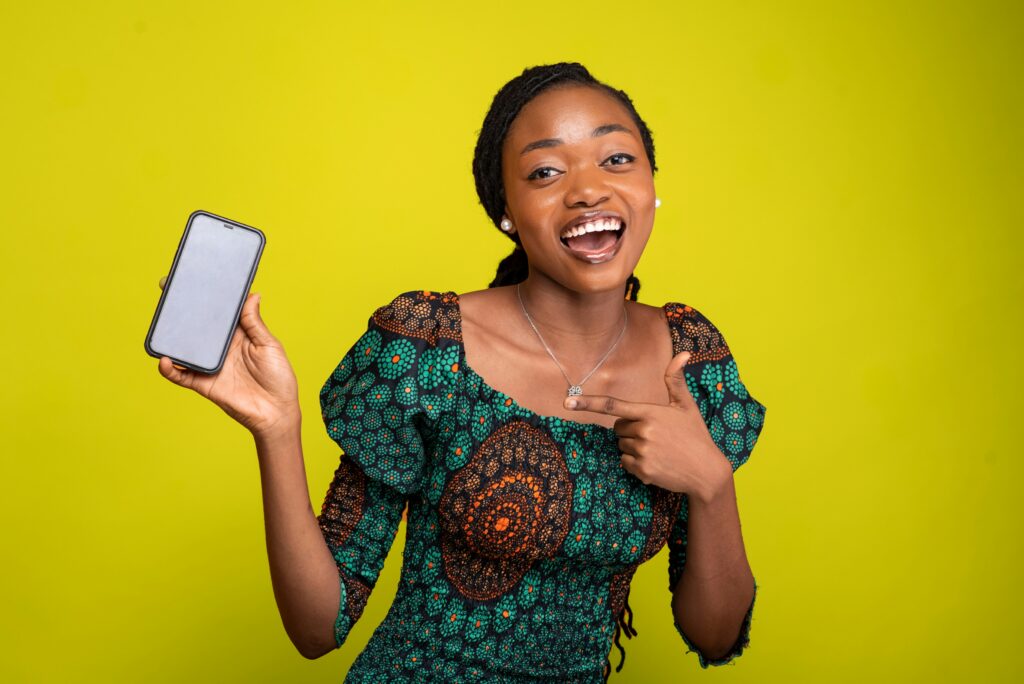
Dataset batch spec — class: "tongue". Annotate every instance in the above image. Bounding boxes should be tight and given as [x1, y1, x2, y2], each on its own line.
[566, 230, 617, 254]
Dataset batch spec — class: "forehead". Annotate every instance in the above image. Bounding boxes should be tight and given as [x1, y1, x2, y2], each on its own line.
[504, 85, 637, 148]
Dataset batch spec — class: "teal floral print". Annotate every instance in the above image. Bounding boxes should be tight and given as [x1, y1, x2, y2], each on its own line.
[317, 291, 767, 682]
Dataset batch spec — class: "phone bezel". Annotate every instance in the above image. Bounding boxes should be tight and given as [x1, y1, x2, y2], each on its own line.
[144, 209, 266, 374]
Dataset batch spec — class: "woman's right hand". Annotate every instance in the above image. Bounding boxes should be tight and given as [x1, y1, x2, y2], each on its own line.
[155, 276, 301, 438]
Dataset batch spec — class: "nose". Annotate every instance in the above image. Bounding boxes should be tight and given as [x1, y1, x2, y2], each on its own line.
[563, 164, 610, 208]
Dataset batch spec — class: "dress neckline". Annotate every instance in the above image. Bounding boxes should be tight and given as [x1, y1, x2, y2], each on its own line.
[446, 290, 678, 437]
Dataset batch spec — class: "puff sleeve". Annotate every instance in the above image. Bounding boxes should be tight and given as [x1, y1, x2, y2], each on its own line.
[315, 308, 430, 649]
[665, 304, 766, 667]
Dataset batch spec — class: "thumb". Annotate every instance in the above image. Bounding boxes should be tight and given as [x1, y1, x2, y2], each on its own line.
[664, 351, 693, 407]
[239, 292, 277, 346]
[158, 356, 199, 391]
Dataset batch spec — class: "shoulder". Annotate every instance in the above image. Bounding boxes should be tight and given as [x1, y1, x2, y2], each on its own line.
[454, 286, 514, 334]
[369, 289, 463, 346]
[661, 301, 732, 364]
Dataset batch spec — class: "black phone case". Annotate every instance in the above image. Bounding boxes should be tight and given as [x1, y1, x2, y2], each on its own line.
[144, 209, 266, 374]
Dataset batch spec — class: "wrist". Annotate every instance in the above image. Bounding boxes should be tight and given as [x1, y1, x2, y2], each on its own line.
[693, 452, 734, 505]
[251, 411, 303, 446]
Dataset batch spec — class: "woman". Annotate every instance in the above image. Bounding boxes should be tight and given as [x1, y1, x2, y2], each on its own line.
[157, 62, 766, 682]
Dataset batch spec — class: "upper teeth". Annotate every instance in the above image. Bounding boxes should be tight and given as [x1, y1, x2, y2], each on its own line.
[560, 218, 623, 240]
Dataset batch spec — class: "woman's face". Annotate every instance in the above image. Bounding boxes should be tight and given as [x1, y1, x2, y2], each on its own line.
[501, 84, 656, 295]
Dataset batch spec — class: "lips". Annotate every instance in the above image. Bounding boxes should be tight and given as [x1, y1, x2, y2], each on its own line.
[559, 212, 626, 263]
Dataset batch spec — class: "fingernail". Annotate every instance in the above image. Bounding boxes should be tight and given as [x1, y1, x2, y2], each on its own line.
[565, 398, 577, 409]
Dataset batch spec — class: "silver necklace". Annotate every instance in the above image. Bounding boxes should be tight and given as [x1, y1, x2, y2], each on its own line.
[516, 283, 628, 397]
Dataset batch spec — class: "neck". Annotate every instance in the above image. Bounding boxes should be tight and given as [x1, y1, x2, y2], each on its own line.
[516, 271, 627, 343]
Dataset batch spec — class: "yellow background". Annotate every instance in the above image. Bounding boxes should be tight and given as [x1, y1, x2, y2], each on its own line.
[2, 1, 1020, 681]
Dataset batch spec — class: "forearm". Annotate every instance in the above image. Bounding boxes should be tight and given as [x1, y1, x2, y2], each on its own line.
[253, 418, 340, 659]
[672, 459, 755, 659]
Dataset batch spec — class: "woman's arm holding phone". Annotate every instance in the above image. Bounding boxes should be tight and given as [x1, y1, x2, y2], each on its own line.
[155, 279, 338, 658]
[252, 418, 342, 659]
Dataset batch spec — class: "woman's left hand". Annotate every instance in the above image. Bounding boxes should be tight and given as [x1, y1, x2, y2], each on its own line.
[564, 351, 732, 500]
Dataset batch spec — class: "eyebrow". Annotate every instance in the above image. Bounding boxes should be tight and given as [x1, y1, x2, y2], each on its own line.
[519, 123, 634, 156]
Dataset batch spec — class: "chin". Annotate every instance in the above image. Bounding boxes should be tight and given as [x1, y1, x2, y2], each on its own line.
[560, 266, 638, 297]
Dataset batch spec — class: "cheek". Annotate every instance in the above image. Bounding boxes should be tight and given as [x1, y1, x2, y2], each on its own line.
[628, 225, 655, 257]
[632, 185, 657, 211]
[511, 201, 561, 247]
[617, 181, 656, 223]
[626, 206, 656, 246]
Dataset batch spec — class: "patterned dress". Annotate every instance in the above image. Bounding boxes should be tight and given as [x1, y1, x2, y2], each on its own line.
[317, 290, 767, 682]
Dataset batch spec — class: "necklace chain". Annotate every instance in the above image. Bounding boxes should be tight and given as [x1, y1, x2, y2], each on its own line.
[516, 283, 628, 397]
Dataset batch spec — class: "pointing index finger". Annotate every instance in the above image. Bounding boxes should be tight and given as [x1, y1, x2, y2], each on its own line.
[564, 394, 647, 420]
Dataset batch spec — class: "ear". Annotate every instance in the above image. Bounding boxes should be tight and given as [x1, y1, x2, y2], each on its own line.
[500, 215, 517, 235]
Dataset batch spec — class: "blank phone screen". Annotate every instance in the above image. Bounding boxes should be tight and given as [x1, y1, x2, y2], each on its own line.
[148, 213, 263, 371]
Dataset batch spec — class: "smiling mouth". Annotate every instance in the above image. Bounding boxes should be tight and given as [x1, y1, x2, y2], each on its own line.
[559, 218, 626, 262]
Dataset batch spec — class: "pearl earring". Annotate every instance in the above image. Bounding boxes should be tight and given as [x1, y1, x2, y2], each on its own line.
[654, 197, 662, 208]
[500, 218, 514, 232]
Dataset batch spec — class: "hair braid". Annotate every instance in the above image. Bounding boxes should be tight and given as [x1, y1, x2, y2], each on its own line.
[472, 63, 657, 302]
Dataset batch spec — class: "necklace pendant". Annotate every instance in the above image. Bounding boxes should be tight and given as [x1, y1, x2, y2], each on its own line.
[567, 385, 583, 397]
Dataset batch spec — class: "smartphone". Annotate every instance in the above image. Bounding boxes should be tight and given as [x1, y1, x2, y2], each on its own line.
[144, 210, 266, 374]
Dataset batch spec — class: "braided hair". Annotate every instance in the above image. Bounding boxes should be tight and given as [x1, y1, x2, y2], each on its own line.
[472, 63, 658, 302]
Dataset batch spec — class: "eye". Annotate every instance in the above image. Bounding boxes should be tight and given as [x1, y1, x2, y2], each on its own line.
[527, 166, 561, 181]
[603, 153, 636, 166]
